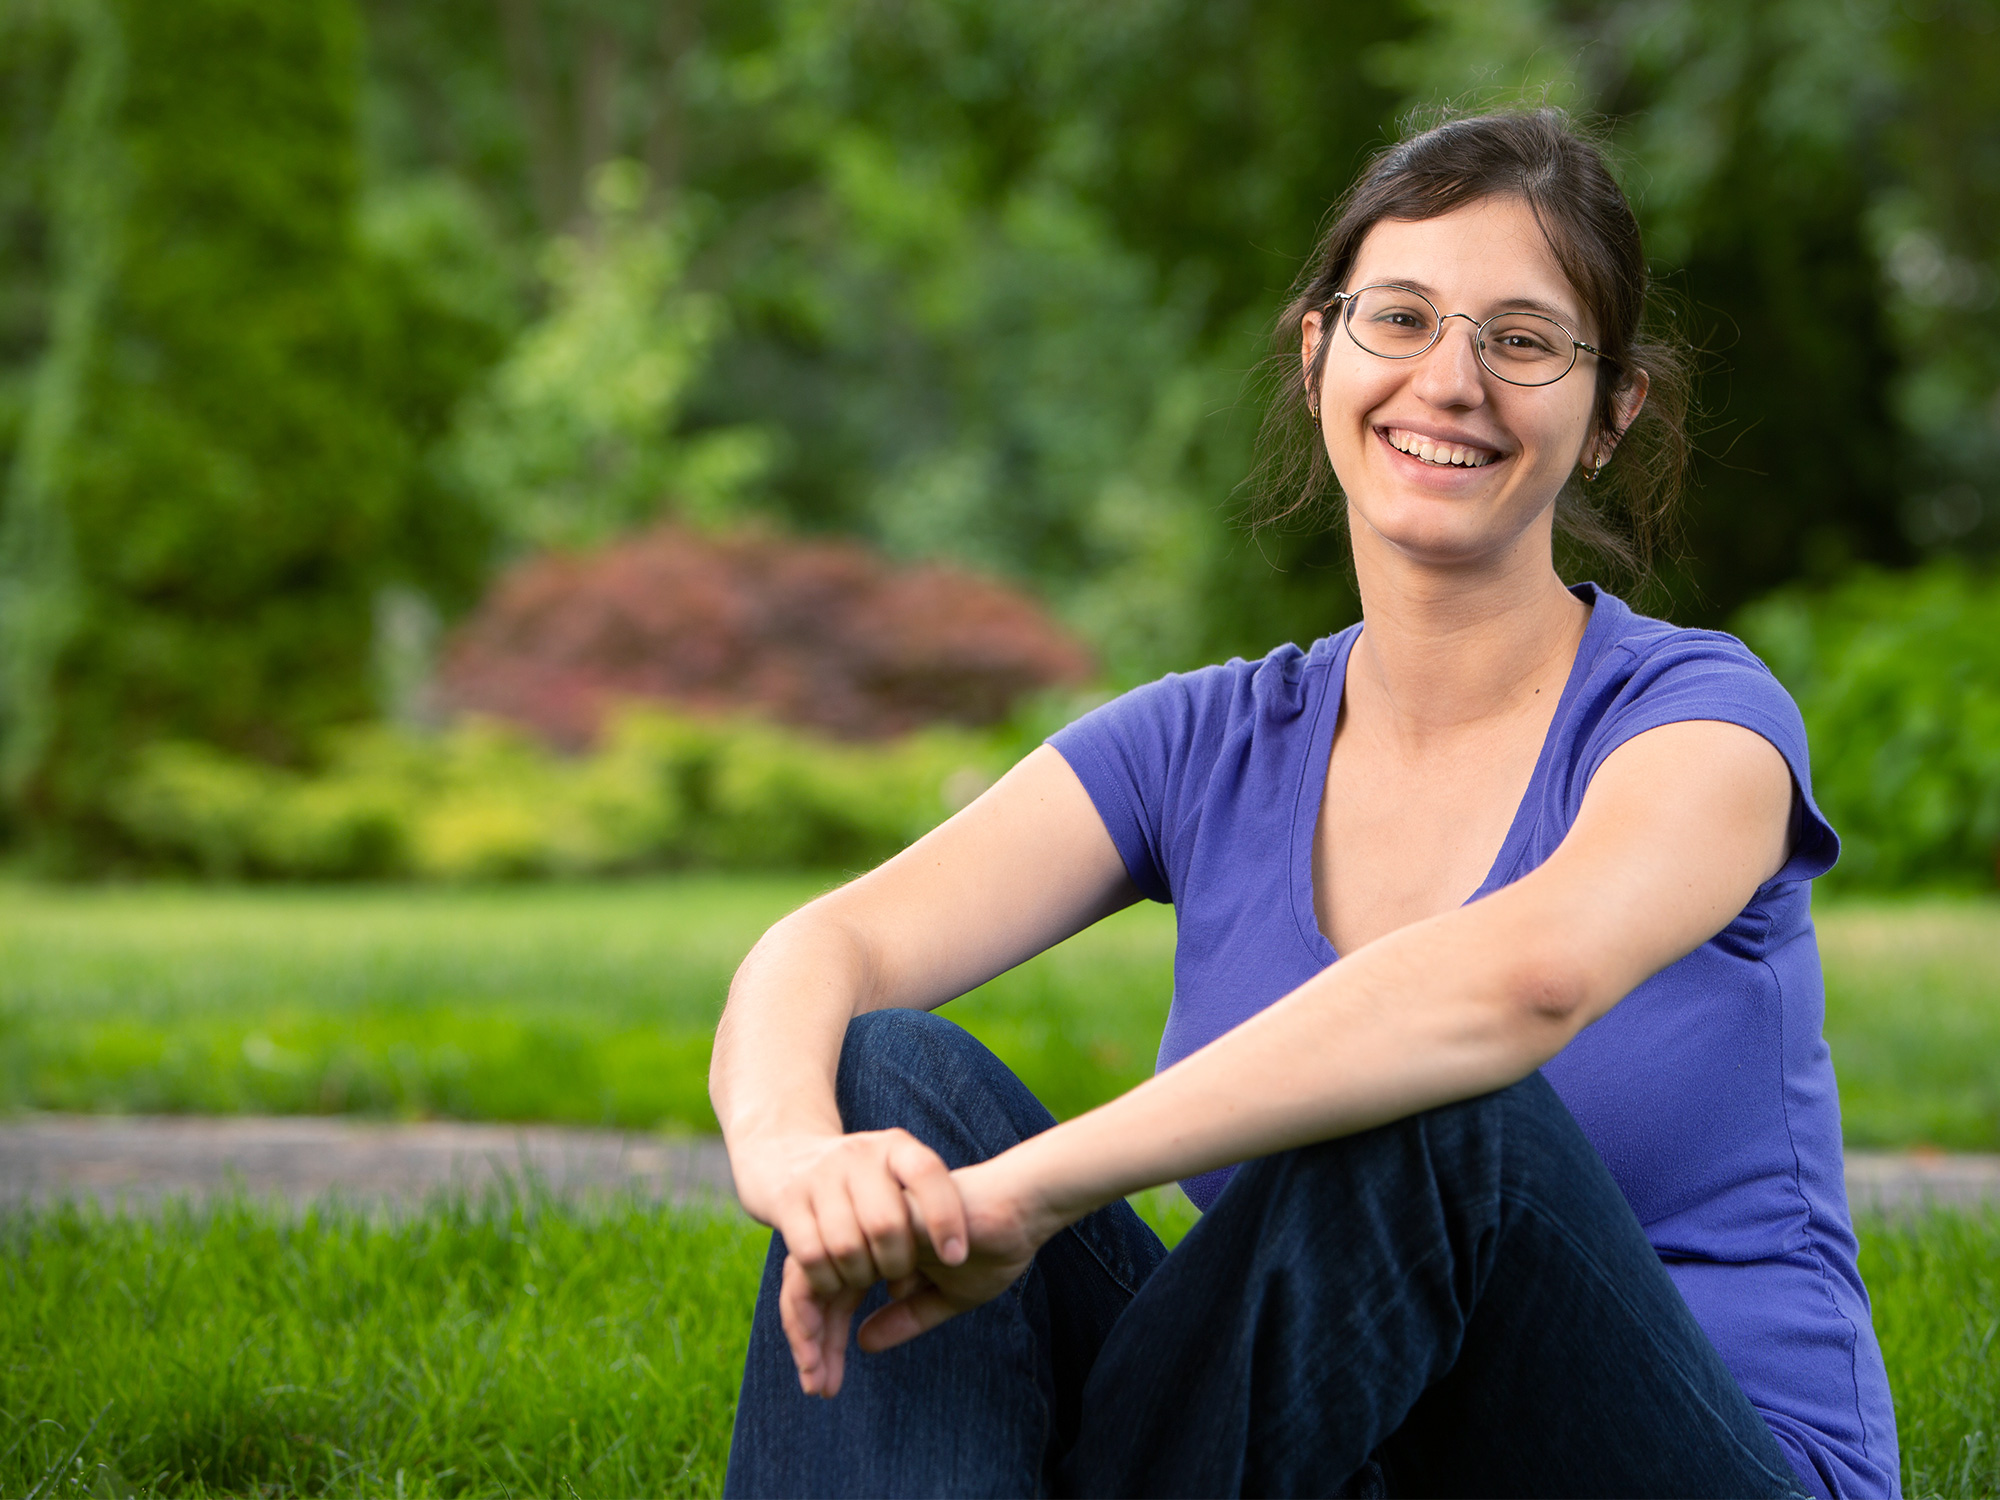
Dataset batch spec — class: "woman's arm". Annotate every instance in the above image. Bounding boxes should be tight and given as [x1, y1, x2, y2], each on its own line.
[708, 744, 1140, 1392]
[850, 718, 1796, 1362]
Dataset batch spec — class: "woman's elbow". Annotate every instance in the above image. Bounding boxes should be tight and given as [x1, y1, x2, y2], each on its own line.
[1500, 945, 1598, 1045]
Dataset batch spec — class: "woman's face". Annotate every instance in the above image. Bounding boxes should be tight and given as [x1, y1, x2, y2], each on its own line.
[1302, 195, 1634, 573]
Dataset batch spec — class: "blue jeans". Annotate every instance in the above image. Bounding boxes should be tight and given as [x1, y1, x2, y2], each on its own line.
[724, 1009, 1808, 1498]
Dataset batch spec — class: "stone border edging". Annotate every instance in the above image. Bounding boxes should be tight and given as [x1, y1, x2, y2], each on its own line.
[0, 1114, 735, 1212]
[3, 1114, 1996, 1216]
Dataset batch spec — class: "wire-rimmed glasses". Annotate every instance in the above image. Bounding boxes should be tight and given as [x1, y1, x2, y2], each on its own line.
[1326, 284, 1614, 388]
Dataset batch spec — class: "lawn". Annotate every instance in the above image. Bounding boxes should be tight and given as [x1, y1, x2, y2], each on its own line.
[2, 878, 1997, 1496]
[3, 1190, 1993, 1499]
[0, 876, 1175, 1132]
[3, 878, 1996, 1147]
[1818, 901, 2000, 1151]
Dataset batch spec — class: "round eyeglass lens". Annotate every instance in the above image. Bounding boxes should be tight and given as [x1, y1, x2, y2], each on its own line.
[1476, 311, 1576, 386]
[1344, 285, 1439, 357]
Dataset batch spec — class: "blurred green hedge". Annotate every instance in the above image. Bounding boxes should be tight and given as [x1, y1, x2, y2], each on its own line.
[111, 707, 1014, 881]
[0, 0, 505, 866]
[1738, 562, 2000, 891]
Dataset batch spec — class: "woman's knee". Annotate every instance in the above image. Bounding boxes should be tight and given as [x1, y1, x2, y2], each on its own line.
[833, 1008, 1057, 1163]
[1423, 1069, 1583, 1159]
[1225, 1070, 1594, 1219]
[834, 1008, 971, 1124]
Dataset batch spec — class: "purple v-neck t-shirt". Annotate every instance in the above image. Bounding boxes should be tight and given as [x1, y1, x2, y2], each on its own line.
[1048, 585, 1898, 1500]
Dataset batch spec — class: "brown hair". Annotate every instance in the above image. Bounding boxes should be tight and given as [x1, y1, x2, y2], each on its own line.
[1250, 106, 1691, 583]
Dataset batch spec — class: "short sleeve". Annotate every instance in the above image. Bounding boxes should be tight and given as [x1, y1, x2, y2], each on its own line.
[1048, 664, 1264, 912]
[1046, 674, 1204, 903]
[1579, 633, 1839, 884]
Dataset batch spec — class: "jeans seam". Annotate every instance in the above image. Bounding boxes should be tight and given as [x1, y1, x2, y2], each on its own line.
[1062, 1218, 1150, 1299]
[1510, 1190, 1810, 1495]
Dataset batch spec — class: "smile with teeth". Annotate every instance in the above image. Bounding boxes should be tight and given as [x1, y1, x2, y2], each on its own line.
[1382, 426, 1498, 468]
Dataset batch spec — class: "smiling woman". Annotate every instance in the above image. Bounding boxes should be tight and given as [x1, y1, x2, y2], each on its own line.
[709, 110, 1894, 1499]
[1259, 110, 1691, 588]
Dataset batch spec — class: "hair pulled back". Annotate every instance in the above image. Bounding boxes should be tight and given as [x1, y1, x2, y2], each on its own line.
[1252, 106, 1691, 582]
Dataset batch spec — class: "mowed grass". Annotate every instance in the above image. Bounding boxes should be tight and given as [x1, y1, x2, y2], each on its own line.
[1, 879, 1995, 1495]
[0, 876, 1174, 1131]
[2, 877, 1997, 1146]
[1, 1191, 763, 1498]
[2, 1192, 1993, 1499]
[1863, 1208, 2000, 1500]
[1819, 899, 2000, 1150]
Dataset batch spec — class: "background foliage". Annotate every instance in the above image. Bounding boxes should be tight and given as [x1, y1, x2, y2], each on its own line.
[0, 0, 504, 867]
[436, 523, 1093, 747]
[109, 707, 1013, 882]
[1739, 561, 2000, 890]
[3, 0, 1998, 880]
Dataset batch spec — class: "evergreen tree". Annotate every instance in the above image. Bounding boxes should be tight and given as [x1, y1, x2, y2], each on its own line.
[0, 0, 502, 864]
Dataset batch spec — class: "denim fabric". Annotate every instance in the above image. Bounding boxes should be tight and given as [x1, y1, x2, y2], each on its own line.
[724, 1010, 1811, 1499]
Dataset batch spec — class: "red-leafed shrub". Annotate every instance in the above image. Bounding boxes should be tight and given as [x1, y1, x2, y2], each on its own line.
[437, 526, 1095, 746]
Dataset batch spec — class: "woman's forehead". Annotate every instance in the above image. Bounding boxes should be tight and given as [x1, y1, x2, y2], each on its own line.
[1348, 199, 1584, 325]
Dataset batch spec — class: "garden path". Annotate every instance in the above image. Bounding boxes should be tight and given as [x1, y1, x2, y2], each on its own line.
[0, 1114, 735, 1212]
[4, 1116, 2000, 1216]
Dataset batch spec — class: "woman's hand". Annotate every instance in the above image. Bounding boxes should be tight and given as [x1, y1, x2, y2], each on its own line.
[750, 1128, 971, 1397]
[778, 1150, 1065, 1397]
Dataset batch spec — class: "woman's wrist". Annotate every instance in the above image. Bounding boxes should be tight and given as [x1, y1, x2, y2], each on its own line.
[950, 1153, 1053, 1254]
[956, 1131, 1115, 1253]
[722, 1123, 844, 1223]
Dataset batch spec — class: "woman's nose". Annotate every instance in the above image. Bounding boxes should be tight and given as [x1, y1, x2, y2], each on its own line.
[1410, 314, 1488, 405]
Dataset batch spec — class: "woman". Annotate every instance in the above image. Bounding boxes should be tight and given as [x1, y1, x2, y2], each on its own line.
[712, 109, 1898, 1499]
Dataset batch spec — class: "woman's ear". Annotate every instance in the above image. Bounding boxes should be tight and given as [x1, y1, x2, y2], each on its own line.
[1613, 367, 1650, 436]
[1300, 308, 1329, 416]
[1301, 308, 1325, 373]
[1591, 368, 1650, 468]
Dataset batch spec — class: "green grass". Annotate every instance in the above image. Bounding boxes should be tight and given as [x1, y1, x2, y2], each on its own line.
[1, 1191, 763, 1498]
[0, 876, 1173, 1131]
[3, 880, 1991, 1495]
[4, 1193, 1992, 1498]
[1862, 1209, 2000, 1499]
[2, 879, 1996, 1147]
[1820, 900, 2000, 1151]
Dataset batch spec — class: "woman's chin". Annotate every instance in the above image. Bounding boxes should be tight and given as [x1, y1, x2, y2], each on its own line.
[1347, 486, 1556, 573]
[1352, 506, 1510, 569]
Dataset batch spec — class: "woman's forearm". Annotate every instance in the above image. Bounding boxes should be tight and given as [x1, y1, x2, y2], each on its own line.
[711, 747, 1140, 1197]
[709, 911, 874, 1202]
[974, 882, 1584, 1235]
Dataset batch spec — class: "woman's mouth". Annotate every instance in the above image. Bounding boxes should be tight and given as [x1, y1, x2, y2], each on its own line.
[1379, 426, 1500, 469]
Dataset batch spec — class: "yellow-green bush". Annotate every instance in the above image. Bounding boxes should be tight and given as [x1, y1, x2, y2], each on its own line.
[113, 708, 1012, 880]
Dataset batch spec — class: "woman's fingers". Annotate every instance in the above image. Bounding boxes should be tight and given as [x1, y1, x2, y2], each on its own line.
[855, 1280, 963, 1353]
[846, 1153, 918, 1282]
[768, 1128, 986, 1393]
[777, 1194, 849, 1302]
[889, 1136, 968, 1266]
[816, 1284, 864, 1397]
[780, 1254, 865, 1397]
[805, 1173, 878, 1292]
[787, 1130, 957, 1295]
[778, 1254, 829, 1392]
